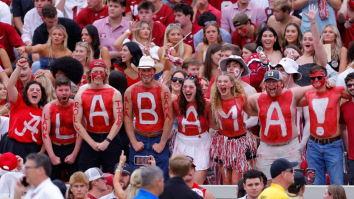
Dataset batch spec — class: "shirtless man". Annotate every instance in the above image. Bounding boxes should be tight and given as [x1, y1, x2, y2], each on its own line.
[42, 76, 82, 180]
[267, 0, 301, 47]
[248, 70, 313, 180]
[124, 56, 173, 180]
[74, 59, 123, 173]
[297, 65, 351, 185]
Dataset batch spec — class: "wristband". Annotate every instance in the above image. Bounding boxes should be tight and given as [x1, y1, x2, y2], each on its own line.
[116, 168, 122, 173]
[311, 21, 317, 25]
[105, 138, 112, 143]
[125, 29, 131, 35]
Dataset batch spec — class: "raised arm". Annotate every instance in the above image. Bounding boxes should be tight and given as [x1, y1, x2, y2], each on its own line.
[124, 88, 144, 152]
[16, 44, 45, 56]
[303, 5, 327, 67]
[6, 58, 27, 104]
[113, 20, 140, 51]
[152, 86, 173, 153]
[113, 151, 127, 199]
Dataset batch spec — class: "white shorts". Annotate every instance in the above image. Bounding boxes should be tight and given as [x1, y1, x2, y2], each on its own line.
[172, 131, 211, 171]
[257, 138, 301, 179]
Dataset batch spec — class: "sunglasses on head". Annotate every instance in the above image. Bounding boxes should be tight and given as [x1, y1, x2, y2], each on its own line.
[171, 77, 184, 83]
[168, 23, 181, 28]
[204, 21, 217, 26]
[310, 75, 325, 81]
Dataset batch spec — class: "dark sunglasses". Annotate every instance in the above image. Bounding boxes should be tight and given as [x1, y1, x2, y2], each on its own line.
[310, 75, 325, 81]
[284, 168, 294, 173]
[347, 83, 354, 88]
[171, 77, 183, 83]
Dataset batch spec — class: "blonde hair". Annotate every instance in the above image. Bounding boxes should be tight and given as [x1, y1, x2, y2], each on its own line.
[321, 24, 342, 62]
[75, 42, 93, 67]
[47, 24, 68, 62]
[210, 72, 246, 119]
[86, 67, 110, 84]
[133, 21, 154, 48]
[35, 75, 57, 102]
[69, 172, 89, 186]
[162, 25, 184, 59]
[126, 168, 143, 199]
[169, 155, 191, 178]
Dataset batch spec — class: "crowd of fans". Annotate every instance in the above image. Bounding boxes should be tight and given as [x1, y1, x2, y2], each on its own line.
[1, 0, 354, 198]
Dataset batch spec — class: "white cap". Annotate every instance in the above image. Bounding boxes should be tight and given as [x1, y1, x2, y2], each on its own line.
[85, 167, 110, 182]
[275, 58, 302, 80]
[132, 55, 164, 74]
[219, 55, 250, 77]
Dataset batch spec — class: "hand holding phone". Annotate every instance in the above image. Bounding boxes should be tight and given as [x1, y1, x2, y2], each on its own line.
[134, 156, 151, 165]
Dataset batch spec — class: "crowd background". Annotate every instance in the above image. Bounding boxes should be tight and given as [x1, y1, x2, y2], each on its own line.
[0, 0, 354, 198]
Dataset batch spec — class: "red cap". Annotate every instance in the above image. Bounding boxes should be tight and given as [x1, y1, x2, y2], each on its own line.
[89, 59, 107, 70]
[0, 152, 18, 171]
[104, 173, 113, 186]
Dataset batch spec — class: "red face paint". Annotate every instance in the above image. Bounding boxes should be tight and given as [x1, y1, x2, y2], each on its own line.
[241, 27, 247, 34]
[92, 72, 105, 79]
[310, 71, 326, 89]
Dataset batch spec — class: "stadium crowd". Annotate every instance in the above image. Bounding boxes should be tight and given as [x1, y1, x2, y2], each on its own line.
[0, 0, 354, 198]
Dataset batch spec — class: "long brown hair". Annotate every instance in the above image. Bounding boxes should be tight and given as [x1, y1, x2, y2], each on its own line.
[210, 72, 245, 119]
[202, 23, 223, 45]
[203, 43, 222, 81]
[327, 185, 347, 199]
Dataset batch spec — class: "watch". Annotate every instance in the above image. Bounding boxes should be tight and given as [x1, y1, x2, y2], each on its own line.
[105, 138, 112, 143]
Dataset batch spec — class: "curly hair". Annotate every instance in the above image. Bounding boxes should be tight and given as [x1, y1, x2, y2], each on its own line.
[50, 56, 84, 85]
[178, 75, 205, 118]
[22, 81, 47, 108]
[210, 72, 246, 119]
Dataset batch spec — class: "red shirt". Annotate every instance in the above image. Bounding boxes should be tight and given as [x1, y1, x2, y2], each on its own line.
[208, 0, 237, 12]
[232, 23, 258, 49]
[81, 88, 116, 133]
[337, 16, 354, 48]
[15, 75, 35, 96]
[126, 74, 140, 87]
[136, 4, 175, 27]
[340, 100, 354, 160]
[218, 96, 245, 137]
[173, 101, 209, 136]
[183, 24, 202, 53]
[193, 4, 221, 27]
[8, 92, 42, 145]
[0, 22, 25, 62]
[151, 21, 166, 47]
[305, 87, 344, 139]
[258, 90, 293, 144]
[191, 182, 206, 198]
[87, 193, 97, 199]
[205, 74, 250, 99]
[125, 0, 143, 16]
[49, 103, 77, 144]
[131, 85, 165, 133]
[75, 6, 109, 28]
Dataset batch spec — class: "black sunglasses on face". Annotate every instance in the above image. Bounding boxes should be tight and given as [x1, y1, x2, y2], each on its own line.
[347, 83, 354, 88]
[284, 168, 294, 173]
[171, 77, 183, 83]
[310, 75, 325, 81]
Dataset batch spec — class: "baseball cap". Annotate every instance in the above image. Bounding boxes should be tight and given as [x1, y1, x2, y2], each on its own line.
[233, 13, 250, 27]
[104, 173, 113, 186]
[275, 58, 302, 80]
[114, 163, 131, 175]
[85, 167, 110, 182]
[52, 179, 67, 197]
[186, 156, 196, 167]
[219, 55, 250, 77]
[293, 172, 306, 188]
[88, 59, 107, 70]
[0, 152, 18, 171]
[270, 158, 298, 178]
[264, 70, 283, 82]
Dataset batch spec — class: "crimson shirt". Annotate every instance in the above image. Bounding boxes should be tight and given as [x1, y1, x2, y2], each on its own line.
[15, 75, 35, 96]
[75, 5, 109, 28]
[193, 4, 221, 27]
[0, 22, 25, 62]
[205, 74, 250, 99]
[208, 0, 237, 12]
[338, 16, 354, 48]
[8, 92, 42, 145]
[340, 100, 354, 160]
[151, 21, 166, 47]
[183, 24, 202, 53]
[232, 23, 258, 49]
[125, 0, 143, 16]
[136, 4, 175, 27]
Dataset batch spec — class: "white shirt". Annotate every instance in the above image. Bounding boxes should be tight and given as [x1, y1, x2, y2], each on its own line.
[0, 116, 9, 140]
[21, 8, 64, 43]
[0, 1, 11, 25]
[54, 0, 87, 20]
[24, 178, 64, 199]
[238, 194, 247, 199]
[0, 172, 24, 198]
[99, 191, 118, 199]
[336, 67, 354, 87]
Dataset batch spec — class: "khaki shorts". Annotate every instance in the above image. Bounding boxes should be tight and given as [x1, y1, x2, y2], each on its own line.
[257, 138, 301, 179]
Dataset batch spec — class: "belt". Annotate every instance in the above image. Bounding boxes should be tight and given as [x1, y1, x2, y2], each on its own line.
[134, 129, 162, 138]
[262, 137, 296, 147]
[309, 135, 341, 145]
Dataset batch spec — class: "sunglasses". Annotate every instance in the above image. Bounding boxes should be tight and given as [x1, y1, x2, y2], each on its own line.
[284, 168, 294, 173]
[168, 23, 181, 28]
[204, 21, 217, 26]
[171, 77, 183, 83]
[347, 83, 354, 88]
[310, 75, 325, 81]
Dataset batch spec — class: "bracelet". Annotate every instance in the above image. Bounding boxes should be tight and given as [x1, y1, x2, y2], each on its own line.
[116, 168, 122, 173]
[311, 21, 317, 25]
[105, 138, 112, 143]
[125, 29, 131, 35]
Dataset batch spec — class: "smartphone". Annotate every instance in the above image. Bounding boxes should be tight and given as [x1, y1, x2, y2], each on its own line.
[21, 177, 29, 187]
[134, 156, 151, 165]
[306, 168, 316, 185]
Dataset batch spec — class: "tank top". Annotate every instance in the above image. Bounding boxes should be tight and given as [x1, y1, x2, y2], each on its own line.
[39, 57, 56, 70]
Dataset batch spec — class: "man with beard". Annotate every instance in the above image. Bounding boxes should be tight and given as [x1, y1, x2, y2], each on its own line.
[297, 65, 351, 185]
[124, 56, 173, 181]
[74, 59, 123, 174]
[184, 156, 215, 199]
[340, 72, 354, 185]
[248, 70, 314, 182]
[42, 76, 82, 180]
